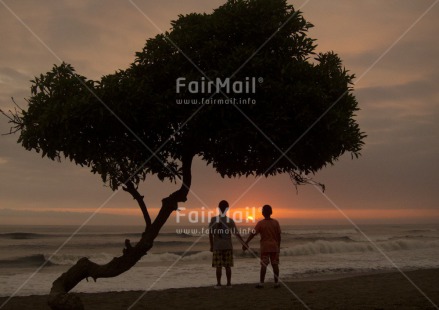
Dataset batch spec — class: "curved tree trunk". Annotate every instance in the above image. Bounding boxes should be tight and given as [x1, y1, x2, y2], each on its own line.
[48, 154, 194, 310]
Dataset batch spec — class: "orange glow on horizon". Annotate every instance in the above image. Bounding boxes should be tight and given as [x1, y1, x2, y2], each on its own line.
[8, 206, 439, 223]
[266, 207, 439, 221]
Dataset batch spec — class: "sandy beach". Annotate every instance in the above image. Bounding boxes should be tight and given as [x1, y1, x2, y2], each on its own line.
[1, 268, 438, 309]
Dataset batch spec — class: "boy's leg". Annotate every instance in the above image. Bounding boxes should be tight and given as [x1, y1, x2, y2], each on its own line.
[225, 249, 233, 286]
[225, 267, 232, 286]
[259, 252, 269, 285]
[259, 252, 269, 284]
[272, 264, 279, 283]
[260, 265, 267, 283]
[213, 250, 222, 286]
[216, 267, 222, 285]
[271, 252, 280, 287]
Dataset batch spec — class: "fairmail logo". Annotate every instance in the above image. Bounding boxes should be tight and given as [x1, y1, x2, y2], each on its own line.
[176, 77, 263, 94]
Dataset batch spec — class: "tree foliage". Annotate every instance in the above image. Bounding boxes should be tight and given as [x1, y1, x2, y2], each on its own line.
[10, 0, 365, 192]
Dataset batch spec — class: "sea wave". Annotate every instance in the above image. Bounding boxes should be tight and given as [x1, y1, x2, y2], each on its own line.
[281, 239, 439, 256]
[68, 240, 196, 249]
[0, 254, 54, 267]
[0, 232, 149, 240]
[3, 238, 437, 268]
[140, 251, 212, 263]
[0, 233, 52, 240]
[0, 253, 115, 267]
[282, 229, 359, 236]
[287, 236, 355, 242]
[404, 229, 437, 233]
[0, 250, 211, 268]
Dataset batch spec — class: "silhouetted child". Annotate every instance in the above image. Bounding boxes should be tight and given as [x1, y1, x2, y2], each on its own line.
[243, 205, 281, 288]
[209, 200, 245, 289]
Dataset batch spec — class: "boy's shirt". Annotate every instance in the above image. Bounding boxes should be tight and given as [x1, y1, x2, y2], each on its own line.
[254, 218, 281, 253]
[209, 215, 237, 251]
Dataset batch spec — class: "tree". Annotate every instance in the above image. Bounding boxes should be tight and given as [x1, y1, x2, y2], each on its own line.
[1, 0, 365, 309]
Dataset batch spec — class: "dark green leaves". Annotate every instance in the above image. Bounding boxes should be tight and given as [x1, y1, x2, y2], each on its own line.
[16, 0, 365, 191]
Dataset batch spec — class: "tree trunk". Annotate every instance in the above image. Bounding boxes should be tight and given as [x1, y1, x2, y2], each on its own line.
[48, 154, 194, 310]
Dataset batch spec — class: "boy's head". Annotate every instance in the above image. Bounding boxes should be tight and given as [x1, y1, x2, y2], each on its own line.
[262, 205, 272, 218]
[218, 200, 229, 215]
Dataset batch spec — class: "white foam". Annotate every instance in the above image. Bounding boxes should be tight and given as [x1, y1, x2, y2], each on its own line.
[281, 239, 439, 256]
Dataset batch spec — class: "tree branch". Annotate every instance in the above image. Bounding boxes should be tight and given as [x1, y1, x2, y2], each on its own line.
[0, 98, 24, 136]
[289, 171, 326, 193]
[171, 152, 194, 201]
[151, 152, 194, 236]
[122, 181, 151, 229]
[47, 153, 195, 310]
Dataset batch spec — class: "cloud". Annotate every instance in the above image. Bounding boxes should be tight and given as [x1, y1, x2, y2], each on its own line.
[0, 67, 32, 112]
[305, 0, 438, 54]
[355, 71, 439, 151]
[0, 67, 30, 83]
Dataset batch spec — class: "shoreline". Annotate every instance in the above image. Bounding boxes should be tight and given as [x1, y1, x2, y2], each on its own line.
[1, 268, 439, 309]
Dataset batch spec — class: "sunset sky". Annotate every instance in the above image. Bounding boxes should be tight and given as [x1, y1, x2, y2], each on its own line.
[0, 0, 438, 226]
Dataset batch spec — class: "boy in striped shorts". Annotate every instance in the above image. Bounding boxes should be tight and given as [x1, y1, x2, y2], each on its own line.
[209, 200, 245, 288]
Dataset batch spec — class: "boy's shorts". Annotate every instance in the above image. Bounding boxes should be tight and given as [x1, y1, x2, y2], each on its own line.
[212, 249, 234, 267]
[260, 252, 279, 266]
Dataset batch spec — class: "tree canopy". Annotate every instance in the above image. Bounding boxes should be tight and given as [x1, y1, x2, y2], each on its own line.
[10, 0, 365, 192]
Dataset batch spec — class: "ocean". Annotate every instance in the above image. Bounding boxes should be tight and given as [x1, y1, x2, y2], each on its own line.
[1, 223, 439, 297]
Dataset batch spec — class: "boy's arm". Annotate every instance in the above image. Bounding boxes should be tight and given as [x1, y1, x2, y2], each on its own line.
[277, 222, 281, 251]
[242, 232, 256, 251]
[208, 220, 214, 252]
[244, 222, 260, 246]
[245, 232, 256, 244]
[234, 231, 246, 246]
[278, 232, 281, 251]
[231, 222, 246, 246]
[209, 230, 214, 252]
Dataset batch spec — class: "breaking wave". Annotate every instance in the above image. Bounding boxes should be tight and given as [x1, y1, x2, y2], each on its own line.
[281, 239, 439, 256]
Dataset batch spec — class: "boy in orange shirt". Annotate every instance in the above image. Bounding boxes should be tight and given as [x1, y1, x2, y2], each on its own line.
[243, 205, 281, 288]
